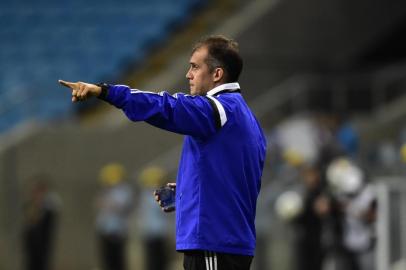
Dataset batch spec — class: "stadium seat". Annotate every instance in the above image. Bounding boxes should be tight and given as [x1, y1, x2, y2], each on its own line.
[0, 0, 207, 133]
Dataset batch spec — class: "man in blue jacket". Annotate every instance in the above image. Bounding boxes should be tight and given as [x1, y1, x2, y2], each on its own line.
[59, 35, 266, 270]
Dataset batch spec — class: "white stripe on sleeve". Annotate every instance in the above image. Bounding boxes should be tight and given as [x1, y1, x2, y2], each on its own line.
[206, 96, 227, 127]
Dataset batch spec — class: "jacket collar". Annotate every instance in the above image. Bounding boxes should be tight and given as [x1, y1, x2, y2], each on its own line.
[207, 82, 240, 96]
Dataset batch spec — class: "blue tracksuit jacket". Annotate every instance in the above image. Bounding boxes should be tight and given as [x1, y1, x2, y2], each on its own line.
[102, 82, 266, 256]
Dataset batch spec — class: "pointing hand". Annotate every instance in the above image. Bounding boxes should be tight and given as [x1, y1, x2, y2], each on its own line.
[58, 80, 101, 102]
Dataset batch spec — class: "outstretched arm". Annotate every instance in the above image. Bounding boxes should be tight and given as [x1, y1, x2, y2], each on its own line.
[58, 81, 227, 138]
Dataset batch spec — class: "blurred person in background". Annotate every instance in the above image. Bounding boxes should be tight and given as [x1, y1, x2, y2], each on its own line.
[23, 175, 60, 270]
[59, 34, 266, 270]
[270, 113, 343, 181]
[342, 185, 376, 270]
[333, 113, 359, 160]
[137, 166, 171, 270]
[292, 165, 329, 270]
[274, 161, 345, 270]
[274, 115, 324, 167]
[326, 157, 376, 270]
[96, 163, 134, 270]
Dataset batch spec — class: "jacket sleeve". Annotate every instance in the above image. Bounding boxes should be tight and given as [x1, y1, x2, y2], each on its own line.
[102, 84, 228, 138]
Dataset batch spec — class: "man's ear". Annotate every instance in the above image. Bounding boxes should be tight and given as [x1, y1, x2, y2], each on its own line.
[213, 67, 225, 83]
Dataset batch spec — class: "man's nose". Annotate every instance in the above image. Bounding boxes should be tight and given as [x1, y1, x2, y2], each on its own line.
[186, 69, 192, 79]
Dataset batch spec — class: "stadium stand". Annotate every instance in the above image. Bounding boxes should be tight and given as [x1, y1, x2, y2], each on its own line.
[2, 0, 406, 269]
[0, 0, 207, 133]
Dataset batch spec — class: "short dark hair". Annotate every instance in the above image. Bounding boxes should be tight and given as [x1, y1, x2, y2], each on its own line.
[192, 35, 243, 83]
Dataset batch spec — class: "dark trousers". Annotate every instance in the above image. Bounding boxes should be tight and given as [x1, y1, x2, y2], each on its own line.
[24, 245, 50, 270]
[99, 234, 126, 270]
[295, 243, 323, 270]
[144, 237, 168, 270]
[24, 230, 53, 270]
[183, 250, 253, 270]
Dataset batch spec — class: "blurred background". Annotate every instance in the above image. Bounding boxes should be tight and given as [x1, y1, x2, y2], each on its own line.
[1, 0, 406, 269]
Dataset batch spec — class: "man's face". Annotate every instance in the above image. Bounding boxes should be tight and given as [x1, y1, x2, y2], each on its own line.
[186, 47, 216, 96]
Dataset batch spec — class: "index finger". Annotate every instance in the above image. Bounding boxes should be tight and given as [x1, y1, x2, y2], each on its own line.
[58, 79, 77, 89]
